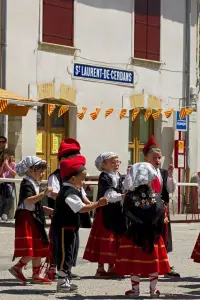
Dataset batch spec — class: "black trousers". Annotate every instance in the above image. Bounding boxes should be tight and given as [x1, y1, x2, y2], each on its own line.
[52, 225, 79, 273]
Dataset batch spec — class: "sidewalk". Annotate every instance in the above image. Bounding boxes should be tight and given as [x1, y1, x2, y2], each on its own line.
[1, 214, 200, 228]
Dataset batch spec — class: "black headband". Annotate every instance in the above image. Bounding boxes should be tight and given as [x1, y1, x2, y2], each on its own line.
[64, 165, 86, 181]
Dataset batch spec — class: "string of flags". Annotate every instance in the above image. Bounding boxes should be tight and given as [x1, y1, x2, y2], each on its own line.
[47, 105, 195, 121]
[0, 99, 196, 121]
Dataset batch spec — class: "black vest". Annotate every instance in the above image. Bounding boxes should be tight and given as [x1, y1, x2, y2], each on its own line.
[47, 169, 62, 208]
[52, 185, 82, 229]
[97, 172, 126, 235]
[160, 169, 169, 204]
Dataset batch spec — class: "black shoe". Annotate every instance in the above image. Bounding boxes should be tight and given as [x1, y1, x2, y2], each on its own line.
[164, 267, 180, 278]
[71, 273, 81, 280]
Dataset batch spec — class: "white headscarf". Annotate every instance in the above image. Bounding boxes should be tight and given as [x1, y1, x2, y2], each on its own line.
[95, 152, 118, 171]
[128, 162, 157, 190]
[16, 156, 46, 177]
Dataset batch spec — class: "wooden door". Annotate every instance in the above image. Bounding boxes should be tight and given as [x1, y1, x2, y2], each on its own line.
[128, 110, 154, 164]
[36, 105, 68, 178]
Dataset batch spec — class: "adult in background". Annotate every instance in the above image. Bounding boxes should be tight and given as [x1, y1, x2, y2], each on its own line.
[0, 136, 7, 158]
[142, 136, 180, 278]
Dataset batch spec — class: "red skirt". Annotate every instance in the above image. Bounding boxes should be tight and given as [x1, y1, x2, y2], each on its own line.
[83, 209, 120, 264]
[191, 233, 200, 263]
[115, 236, 170, 276]
[14, 210, 49, 258]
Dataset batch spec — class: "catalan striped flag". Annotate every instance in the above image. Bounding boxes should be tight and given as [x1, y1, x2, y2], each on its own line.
[179, 108, 186, 119]
[90, 108, 101, 120]
[144, 109, 152, 121]
[58, 105, 69, 117]
[164, 109, 174, 118]
[77, 107, 87, 120]
[0, 99, 8, 113]
[105, 108, 114, 118]
[48, 104, 56, 116]
[185, 107, 194, 117]
[119, 109, 127, 120]
[132, 108, 140, 121]
[152, 109, 162, 120]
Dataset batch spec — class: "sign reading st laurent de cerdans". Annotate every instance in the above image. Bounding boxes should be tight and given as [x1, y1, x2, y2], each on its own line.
[73, 63, 134, 85]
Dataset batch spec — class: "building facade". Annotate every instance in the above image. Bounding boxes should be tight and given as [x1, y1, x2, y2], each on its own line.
[2, 0, 199, 180]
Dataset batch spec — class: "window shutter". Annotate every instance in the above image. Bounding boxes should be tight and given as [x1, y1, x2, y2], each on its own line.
[147, 0, 160, 61]
[134, 0, 148, 59]
[43, 0, 74, 47]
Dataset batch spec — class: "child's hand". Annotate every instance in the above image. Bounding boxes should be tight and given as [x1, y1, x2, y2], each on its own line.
[98, 197, 108, 207]
[44, 187, 53, 195]
[164, 217, 169, 224]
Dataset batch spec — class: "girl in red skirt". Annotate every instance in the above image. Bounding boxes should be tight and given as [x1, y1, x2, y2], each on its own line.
[83, 152, 126, 277]
[191, 234, 200, 263]
[116, 162, 170, 298]
[9, 156, 53, 284]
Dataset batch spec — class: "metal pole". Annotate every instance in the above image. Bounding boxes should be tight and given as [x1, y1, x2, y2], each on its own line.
[185, 0, 191, 205]
[0, 0, 7, 137]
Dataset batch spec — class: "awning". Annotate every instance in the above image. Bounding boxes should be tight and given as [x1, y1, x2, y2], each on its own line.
[0, 88, 40, 116]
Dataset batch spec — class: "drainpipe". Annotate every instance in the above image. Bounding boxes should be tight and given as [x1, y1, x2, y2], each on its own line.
[185, 0, 191, 199]
[0, 0, 7, 137]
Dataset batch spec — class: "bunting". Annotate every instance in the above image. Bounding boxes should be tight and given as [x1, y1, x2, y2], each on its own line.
[48, 104, 56, 116]
[120, 109, 127, 120]
[179, 108, 186, 120]
[152, 109, 162, 120]
[0, 99, 8, 113]
[164, 108, 174, 118]
[58, 105, 69, 118]
[132, 108, 140, 121]
[77, 107, 87, 120]
[105, 108, 114, 118]
[90, 108, 101, 120]
[144, 109, 152, 121]
[185, 107, 194, 117]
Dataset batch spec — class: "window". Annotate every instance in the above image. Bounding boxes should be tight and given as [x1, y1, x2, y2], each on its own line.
[43, 0, 74, 47]
[134, 0, 161, 61]
[128, 110, 154, 164]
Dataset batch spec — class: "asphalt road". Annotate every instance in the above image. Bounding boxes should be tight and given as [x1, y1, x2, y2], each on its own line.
[0, 223, 200, 299]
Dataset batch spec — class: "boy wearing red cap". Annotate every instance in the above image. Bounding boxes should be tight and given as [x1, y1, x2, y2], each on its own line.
[51, 156, 108, 293]
[46, 138, 91, 280]
[142, 136, 180, 278]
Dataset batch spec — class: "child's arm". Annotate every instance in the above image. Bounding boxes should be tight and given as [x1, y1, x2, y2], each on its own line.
[79, 197, 108, 213]
[24, 187, 53, 206]
[65, 194, 108, 214]
[81, 187, 91, 204]
[43, 205, 54, 216]
[104, 189, 126, 203]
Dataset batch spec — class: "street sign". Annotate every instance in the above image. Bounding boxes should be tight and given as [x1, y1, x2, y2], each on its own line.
[73, 63, 134, 86]
[175, 111, 187, 131]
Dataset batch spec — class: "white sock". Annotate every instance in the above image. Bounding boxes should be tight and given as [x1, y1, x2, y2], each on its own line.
[131, 274, 140, 291]
[58, 270, 67, 278]
[149, 272, 158, 291]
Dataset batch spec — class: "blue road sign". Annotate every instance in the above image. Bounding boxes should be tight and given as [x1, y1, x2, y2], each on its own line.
[175, 111, 187, 131]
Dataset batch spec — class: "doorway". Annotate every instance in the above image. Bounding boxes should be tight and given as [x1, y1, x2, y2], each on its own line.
[128, 110, 154, 164]
[36, 104, 68, 178]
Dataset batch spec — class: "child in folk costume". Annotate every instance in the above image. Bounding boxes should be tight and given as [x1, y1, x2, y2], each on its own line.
[51, 155, 108, 293]
[83, 152, 126, 277]
[46, 138, 91, 280]
[9, 156, 53, 284]
[142, 136, 179, 278]
[116, 163, 170, 298]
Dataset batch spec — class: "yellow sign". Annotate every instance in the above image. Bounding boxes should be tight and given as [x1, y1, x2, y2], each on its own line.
[60, 84, 76, 104]
[52, 133, 63, 154]
[37, 82, 55, 100]
[178, 140, 184, 154]
[36, 132, 43, 153]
